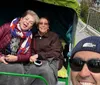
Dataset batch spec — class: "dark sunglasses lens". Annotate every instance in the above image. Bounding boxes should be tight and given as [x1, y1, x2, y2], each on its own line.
[70, 58, 84, 71]
[88, 59, 100, 73]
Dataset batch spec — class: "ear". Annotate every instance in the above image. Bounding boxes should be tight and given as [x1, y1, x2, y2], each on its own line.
[47, 25, 49, 29]
[47, 27, 49, 31]
[20, 17, 23, 21]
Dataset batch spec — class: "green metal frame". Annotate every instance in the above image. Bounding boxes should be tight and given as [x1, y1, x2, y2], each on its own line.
[0, 72, 48, 85]
[58, 63, 70, 85]
[58, 77, 68, 85]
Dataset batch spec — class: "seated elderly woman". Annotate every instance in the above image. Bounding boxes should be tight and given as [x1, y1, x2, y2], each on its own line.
[25, 17, 63, 85]
[0, 10, 39, 85]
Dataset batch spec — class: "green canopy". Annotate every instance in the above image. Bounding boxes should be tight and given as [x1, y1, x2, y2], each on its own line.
[38, 0, 80, 16]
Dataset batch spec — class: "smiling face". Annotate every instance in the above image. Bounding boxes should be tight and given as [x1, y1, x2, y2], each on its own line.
[19, 14, 36, 31]
[71, 51, 100, 85]
[38, 18, 49, 34]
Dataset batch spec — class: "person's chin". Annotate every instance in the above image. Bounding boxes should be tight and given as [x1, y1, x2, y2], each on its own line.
[21, 28, 28, 31]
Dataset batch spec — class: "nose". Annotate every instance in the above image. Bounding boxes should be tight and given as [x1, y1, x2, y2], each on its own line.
[41, 23, 45, 26]
[26, 20, 30, 25]
[78, 64, 91, 78]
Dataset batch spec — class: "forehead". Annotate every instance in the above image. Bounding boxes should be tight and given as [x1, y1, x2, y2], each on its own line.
[73, 51, 100, 60]
[24, 14, 35, 19]
[39, 18, 48, 22]
[23, 14, 35, 23]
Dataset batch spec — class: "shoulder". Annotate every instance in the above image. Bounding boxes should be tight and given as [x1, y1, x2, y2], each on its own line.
[49, 31, 58, 37]
[0, 22, 10, 28]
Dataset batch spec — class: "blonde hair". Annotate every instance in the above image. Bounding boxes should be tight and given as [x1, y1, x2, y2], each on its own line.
[22, 10, 39, 25]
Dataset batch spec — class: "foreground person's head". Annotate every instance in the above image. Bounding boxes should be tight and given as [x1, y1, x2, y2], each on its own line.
[70, 36, 100, 85]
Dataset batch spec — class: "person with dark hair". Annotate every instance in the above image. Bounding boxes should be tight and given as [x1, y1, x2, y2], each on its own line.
[25, 17, 63, 85]
[0, 10, 39, 85]
[70, 36, 100, 85]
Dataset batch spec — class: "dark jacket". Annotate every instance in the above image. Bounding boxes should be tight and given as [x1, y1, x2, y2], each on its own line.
[32, 31, 64, 69]
[0, 23, 31, 62]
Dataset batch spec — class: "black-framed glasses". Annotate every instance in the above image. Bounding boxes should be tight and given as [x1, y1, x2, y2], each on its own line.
[69, 58, 100, 73]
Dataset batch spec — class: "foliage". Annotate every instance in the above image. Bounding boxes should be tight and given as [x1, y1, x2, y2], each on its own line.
[80, 0, 93, 23]
[80, 1, 89, 22]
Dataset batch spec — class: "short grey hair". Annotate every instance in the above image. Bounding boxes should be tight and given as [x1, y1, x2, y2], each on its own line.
[22, 10, 39, 25]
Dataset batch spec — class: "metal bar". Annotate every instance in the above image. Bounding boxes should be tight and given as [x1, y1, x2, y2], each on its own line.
[0, 72, 48, 85]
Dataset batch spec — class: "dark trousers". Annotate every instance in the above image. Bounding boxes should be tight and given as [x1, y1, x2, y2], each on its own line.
[25, 60, 58, 85]
[0, 60, 58, 85]
[0, 63, 25, 85]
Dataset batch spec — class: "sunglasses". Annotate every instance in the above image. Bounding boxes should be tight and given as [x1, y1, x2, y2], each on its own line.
[69, 58, 100, 73]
